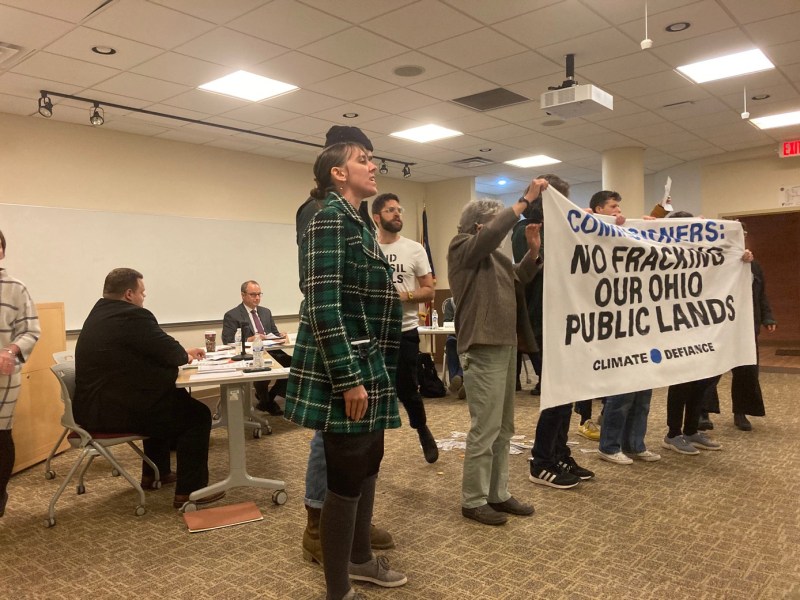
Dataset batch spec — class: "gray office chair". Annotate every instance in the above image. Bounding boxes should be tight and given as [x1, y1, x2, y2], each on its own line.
[43, 351, 75, 480]
[44, 361, 159, 528]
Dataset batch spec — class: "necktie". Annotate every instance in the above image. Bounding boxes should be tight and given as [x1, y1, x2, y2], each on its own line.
[251, 309, 265, 335]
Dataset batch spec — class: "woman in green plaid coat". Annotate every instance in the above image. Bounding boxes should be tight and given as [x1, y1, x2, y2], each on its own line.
[285, 142, 407, 599]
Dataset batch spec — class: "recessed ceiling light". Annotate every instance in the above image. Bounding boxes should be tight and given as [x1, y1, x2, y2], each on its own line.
[390, 124, 463, 143]
[751, 94, 770, 101]
[198, 70, 298, 102]
[676, 49, 774, 84]
[343, 112, 359, 118]
[393, 65, 426, 77]
[91, 45, 116, 55]
[751, 110, 800, 130]
[479, 147, 492, 152]
[665, 21, 691, 33]
[497, 179, 508, 186]
[504, 155, 561, 168]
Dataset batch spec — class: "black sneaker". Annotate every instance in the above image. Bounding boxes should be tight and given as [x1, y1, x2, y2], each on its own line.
[530, 383, 541, 396]
[528, 465, 580, 489]
[698, 412, 714, 431]
[417, 426, 439, 464]
[558, 456, 595, 480]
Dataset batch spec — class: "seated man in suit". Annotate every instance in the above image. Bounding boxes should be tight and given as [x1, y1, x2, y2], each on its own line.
[73, 268, 223, 509]
[222, 280, 292, 415]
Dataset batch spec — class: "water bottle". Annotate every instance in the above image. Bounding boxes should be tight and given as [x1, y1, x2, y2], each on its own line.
[432, 309, 439, 329]
[252, 336, 264, 368]
[234, 327, 242, 351]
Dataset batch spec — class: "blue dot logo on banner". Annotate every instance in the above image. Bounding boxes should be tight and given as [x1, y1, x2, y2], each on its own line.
[650, 348, 662, 364]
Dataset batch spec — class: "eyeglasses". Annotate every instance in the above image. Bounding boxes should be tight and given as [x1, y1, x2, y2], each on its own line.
[245, 292, 263, 297]
[382, 206, 404, 215]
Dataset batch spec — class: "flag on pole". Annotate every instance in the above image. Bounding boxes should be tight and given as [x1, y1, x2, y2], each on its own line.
[420, 205, 435, 326]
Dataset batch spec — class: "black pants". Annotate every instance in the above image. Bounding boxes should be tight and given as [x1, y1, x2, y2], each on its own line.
[322, 430, 384, 497]
[254, 349, 293, 401]
[574, 399, 593, 423]
[530, 334, 572, 469]
[0, 429, 14, 499]
[397, 329, 426, 429]
[667, 377, 717, 438]
[139, 390, 212, 495]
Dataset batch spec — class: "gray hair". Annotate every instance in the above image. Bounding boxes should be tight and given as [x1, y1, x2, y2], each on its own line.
[457, 199, 504, 234]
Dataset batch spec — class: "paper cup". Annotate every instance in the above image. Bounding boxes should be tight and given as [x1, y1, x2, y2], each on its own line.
[204, 331, 216, 352]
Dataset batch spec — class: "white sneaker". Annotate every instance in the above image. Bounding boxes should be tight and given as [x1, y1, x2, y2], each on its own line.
[631, 450, 661, 462]
[598, 451, 633, 465]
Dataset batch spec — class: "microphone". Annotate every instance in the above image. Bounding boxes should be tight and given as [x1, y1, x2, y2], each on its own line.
[231, 321, 254, 361]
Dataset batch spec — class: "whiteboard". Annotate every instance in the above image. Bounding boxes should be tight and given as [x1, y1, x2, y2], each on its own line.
[0, 204, 302, 330]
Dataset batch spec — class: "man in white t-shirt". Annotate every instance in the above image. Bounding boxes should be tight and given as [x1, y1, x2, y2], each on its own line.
[372, 193, 438, 463]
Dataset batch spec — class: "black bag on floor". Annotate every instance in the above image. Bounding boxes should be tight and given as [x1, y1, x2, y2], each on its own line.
[417, 352, 446, 398]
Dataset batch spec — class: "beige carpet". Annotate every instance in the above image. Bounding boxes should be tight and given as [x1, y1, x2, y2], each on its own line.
[1, 371, 799, 600]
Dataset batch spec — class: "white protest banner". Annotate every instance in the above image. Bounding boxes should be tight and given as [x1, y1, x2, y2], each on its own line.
[540, 188, 756, 410]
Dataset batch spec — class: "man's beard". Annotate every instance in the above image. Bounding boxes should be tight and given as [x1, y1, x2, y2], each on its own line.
[381, 217, 403, 233]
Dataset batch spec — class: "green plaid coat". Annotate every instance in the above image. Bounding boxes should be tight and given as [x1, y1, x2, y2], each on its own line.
[285, 192, 402, 433]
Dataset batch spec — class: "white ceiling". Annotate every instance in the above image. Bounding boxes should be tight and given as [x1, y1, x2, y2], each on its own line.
[1, 0, 799, 195]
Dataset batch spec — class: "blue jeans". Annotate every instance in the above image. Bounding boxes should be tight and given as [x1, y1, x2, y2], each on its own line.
[304, 430, 327, 509]
[599, 390, 652, 455]
[445, 335, 462, 379]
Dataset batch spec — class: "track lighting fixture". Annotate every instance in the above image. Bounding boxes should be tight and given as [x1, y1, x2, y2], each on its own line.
[35, 89, 416, 172]
[38, 92, 53, 118]
[89, 102, 105, 126]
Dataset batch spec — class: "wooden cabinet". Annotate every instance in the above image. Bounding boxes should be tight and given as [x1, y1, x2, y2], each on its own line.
[12, 302, 67, 473]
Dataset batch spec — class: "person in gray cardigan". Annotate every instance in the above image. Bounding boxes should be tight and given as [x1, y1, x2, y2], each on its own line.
[447, 179, 547, 526]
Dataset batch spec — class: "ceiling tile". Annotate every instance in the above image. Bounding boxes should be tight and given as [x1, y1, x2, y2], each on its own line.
[0, 71, 82, 100]
[618, 0, 737, 46]
[578, 0, 701, 25]
[269, 115, 332, 136]
[154, 128, 222, 144]
[362, 0, 481, 47]
[648, 28, 752, 66]
[173, 28, 287, 68]
[227, 0, 350, 48]
[83, 0, 216, 49]
[94, 72, 191, 103]
[42, 27, 164, 70]
[158, 88, 248, 114]
[264, 89, 343, 115]
[149, 0, 270, 25]
[0, 4, 74, 50]
[576, 52, 672, 86]
[131, 52, 231, 87]
[359, 51, 458, 86]
[297, 0, 417, 23]
[537, 28, 641, 66]
[722, 0, 799, 24]
[765, 40, 800, 67]
[603, 70, 694, 99]
[357, 88, 439, 114]
[306, 72, 396, 102]
[441, 0, 560, 25]
[357, 114, 427, 135]
[571, 131, 641, 152]
[745, 10, 800, 47]
[493, 0, 610, 49]
[408, 71, 495, 101]
[216, 102, 300, 126]
[0, 91, 36, 115]
[0, 0, 109, 23]
[254, 52, 348, 87]
[421, 29, 527, 69]
[102, 116, 170, 137]
[300, 27, 406, 70]
[467, 51, 561, 87]
[11, 52, 119, 88]
[310, 103, 392, 126]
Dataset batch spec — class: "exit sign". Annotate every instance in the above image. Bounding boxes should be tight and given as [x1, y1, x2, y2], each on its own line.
[780, 139, 800, 157]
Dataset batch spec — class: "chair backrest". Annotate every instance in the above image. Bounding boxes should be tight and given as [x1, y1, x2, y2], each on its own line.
[50, 361, 91, 446]
[52, 350, 75, 364]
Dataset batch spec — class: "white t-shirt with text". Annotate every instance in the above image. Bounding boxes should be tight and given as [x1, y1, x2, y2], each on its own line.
[379, 236, 432, 332]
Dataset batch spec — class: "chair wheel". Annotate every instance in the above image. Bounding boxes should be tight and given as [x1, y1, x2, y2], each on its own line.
[181, 501, 197, 513]
[253, 428, 262, 439]
[272, 489, 288, 505]
[111, 469, 120, 477]
[76, 484, 86, 495]
[265, 425, 273, 435]
[44, 470, 56, 480]
[134, 505, 146, 516]
[44, 517, 56, 528]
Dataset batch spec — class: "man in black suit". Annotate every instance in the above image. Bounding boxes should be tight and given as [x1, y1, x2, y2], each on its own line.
[222, 280, 292, 415]
[73, 268, 223, 509]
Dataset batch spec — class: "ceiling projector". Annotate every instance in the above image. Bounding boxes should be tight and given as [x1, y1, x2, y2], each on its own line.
[540, 53, 613, 119]
[540, 84, 613, 119]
